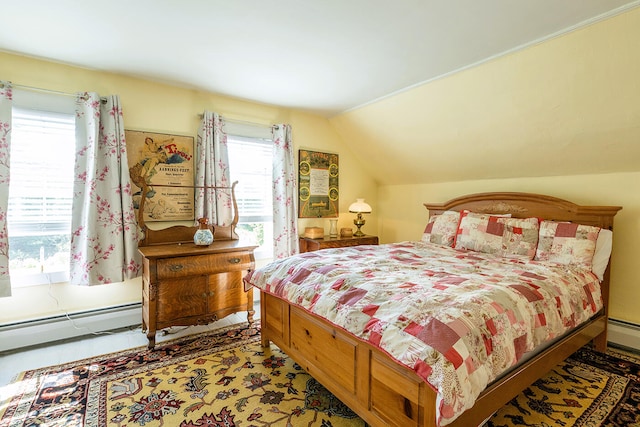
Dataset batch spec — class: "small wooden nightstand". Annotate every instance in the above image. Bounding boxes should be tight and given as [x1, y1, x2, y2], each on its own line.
[299, 235, 379, 253]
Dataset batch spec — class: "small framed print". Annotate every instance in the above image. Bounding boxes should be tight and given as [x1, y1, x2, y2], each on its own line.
[298, 149, 339, 218]
[126, 130, 195, 221]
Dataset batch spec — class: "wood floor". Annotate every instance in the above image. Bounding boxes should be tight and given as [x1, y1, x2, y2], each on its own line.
[0, 310, 256, 388]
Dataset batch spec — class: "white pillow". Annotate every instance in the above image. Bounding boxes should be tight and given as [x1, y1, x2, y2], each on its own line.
[591, 229, 612, 282]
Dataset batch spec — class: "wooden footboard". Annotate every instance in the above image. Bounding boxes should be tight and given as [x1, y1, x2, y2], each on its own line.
[260, 291, 437, 426]
[261, 291, 607, 427]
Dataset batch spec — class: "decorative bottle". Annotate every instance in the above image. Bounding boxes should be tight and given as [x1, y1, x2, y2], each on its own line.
[329, 219, 338, 237]
[194, 218, 214, 246]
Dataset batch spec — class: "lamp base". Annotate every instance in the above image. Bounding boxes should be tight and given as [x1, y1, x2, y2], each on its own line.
[353, 218, 366, 237]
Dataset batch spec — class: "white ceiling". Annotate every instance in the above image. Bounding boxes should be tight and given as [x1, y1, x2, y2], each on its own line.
[1, 0, 638, 117]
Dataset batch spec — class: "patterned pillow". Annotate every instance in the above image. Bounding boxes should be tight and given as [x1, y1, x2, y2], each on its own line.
[422, 210, 461, 247]
[499, 217, 540, 260]
[454, 211, 505, 254]
[534, 220, 601, 268]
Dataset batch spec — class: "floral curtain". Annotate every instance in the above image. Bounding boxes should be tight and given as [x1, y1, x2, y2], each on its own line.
[0, 82, 12, 297]
[70, 93, 140, 285]
[272, 124, 299, 258]
[195, 111, 233, 226]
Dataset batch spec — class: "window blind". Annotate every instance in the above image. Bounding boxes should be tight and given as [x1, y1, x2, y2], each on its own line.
[8, 108, 75, 236]
[227, 135, 273, 222]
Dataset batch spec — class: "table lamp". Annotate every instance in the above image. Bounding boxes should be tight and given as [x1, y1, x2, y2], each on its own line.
[348, 198, 372, 237]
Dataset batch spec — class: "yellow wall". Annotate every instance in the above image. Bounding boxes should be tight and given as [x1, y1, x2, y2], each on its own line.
[376, 172, 640, 324]
[0, 51, 377, 324]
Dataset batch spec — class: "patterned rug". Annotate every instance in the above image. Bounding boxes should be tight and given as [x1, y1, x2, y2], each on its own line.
[0, 324, 363, 427]
[488, 345, 640, 426]
[0, 323, 639, 427]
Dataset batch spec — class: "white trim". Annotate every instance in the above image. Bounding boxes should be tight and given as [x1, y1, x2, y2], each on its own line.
[12, 88, 76, 114]
[225, 121, 273, 140]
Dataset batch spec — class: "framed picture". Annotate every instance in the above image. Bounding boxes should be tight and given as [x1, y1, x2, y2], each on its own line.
[298, 149, 339, 218]
[126, 130, 195, 222]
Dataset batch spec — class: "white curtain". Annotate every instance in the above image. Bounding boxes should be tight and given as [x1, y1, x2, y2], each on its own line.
[272, 124, 299, 258]
[0, 82, 12, 297]
[195, 111, 233, 226]
[70, 93, 140, 285]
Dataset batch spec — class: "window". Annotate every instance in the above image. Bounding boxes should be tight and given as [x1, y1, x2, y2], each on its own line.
[227, 131, 273, 260]
[8, 91, 76, 286]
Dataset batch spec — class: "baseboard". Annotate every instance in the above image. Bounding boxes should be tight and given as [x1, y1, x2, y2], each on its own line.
[608, 318, 640, 351]
[0, 303, 141, 353]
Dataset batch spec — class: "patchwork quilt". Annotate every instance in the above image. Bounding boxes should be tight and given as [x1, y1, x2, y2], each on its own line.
[244, 241, 603, 426]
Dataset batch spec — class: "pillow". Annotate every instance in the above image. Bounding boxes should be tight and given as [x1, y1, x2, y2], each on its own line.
[591, 228, 612, 281]
[498, 217, 540, 260]
[454, 211, 505, 254]
[534, 220, 601, 269]
[422, 210, 461, 247]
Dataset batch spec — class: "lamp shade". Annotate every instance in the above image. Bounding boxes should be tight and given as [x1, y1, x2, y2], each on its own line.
[348, 198, 372, 214]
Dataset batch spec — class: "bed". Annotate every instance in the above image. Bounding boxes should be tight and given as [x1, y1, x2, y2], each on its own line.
[243, 192, 621, 427]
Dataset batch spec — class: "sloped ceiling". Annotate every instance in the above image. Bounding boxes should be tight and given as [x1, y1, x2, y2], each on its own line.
[330, 7, 640, 185]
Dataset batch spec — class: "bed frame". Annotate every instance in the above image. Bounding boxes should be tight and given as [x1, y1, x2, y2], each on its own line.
[258, 192, 621, 427]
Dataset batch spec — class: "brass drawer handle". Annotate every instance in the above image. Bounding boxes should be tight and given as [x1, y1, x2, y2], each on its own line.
[228, 257, 241, 264]
[169, 264, 184, 272]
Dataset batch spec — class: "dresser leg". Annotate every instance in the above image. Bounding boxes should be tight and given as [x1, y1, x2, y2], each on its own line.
[147, 330, 156, 350]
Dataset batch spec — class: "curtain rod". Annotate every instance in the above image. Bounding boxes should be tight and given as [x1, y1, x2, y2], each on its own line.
[1, 82, 107, 102]
[197, 113, 277, 130]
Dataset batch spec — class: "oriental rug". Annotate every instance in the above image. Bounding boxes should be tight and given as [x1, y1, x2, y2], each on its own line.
[488, 345, 640, 426]
[0, 323, 639, 427]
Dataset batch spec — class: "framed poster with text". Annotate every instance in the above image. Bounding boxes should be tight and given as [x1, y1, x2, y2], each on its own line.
[298, 149, 339, 218]
[126, 130, 195, 221]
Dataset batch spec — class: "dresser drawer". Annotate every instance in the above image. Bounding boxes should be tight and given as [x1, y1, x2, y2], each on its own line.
[157, 251, 254, 279]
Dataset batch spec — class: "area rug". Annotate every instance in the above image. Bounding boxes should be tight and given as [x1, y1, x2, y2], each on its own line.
[1, 323, 639, 427]
[0, 323, 363, 427]
[487, 345, 640, 426]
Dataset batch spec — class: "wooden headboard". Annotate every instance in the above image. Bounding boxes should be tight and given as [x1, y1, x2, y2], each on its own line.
[424, 192, 621, 230]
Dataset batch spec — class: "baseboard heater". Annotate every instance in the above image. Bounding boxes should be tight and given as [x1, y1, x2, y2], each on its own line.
[608, 318, 640, 351]
[0, 303, 142, 353]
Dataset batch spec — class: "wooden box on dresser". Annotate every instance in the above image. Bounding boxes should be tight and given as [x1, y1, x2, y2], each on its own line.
[299, 235, 379, 253]
[139, 240, 257, 349]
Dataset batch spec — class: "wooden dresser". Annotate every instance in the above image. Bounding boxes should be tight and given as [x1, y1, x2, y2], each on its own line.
[136, 181, 256, 349]
[299, 234, 379, 253]
[139, 240, 257, 349]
